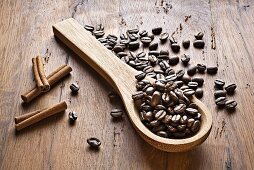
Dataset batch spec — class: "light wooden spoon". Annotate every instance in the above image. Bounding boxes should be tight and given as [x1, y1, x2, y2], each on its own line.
[53, 18, 212, 152]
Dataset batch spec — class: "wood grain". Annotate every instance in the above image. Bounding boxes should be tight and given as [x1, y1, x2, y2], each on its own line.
[0, 0, 254, 169]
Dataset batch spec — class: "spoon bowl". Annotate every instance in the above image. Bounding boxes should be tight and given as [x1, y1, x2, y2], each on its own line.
[53, 18, 212, 152]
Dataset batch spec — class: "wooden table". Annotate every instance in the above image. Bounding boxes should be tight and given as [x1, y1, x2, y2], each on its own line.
[1, 0, 254, 169]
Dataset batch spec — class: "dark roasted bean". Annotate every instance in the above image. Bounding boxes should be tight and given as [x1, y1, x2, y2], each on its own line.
[187, 65, 197, 76]
[168, 55, 179, 65]
[171, 43, 180, 53]
[197, 64, 206, 73]
[173, 132, 186, 138]
[70, 83, 79, 94]
[187, 118, 195, 127]
[188, 82, 199, 89]
[194, 32, 204, 40]
[160, 33, 169, 43]
[146, 86, 155, 96]
[97, 37, 107, 43]
[174, 89, 184, 99]
[193, 40, 205, 48]
[214, 90, 227, 98]
[152, 27, 162, 35]
[120, 33, 128, 40]
[225, 100, 237, 110]
[151, 91, 161, 107]
[182, 75, 191, 84]
[84, 25, 94, 32]
[195, 88, 203, 98]
[165, 81, 177, 91]
[127, 28, 139, 34]
[160, 50, 169, 56]
[96, 24, 104, 31]
[94, 30, 105, 38]
[148, 55, 157, 65]
[207, 66, 218, 74]
[171, 114, 181, 124]
[155, 105, 166, 110]
[87, 137, 101, 148]
[107, 34, 117, 41]
[69, 111, 78, 121]
[194, 113, 201, 120]
[139, 30, 148, 37]
[154, 80, 165, 91]
[186, 108, 198, 115]
[110, 109, 123, 118]
[181, 54, 190, 65]
[166, 74, 177, 82]
[169, 37, 177, 44]
[156, 131, 168, 138]
[180, 115, 188, 124]
[141, 37, 152, 45]
[176, 70, 185, 79]
[191, 77, 204, 86]
[189, 103, 198, 109]
[143, 66, 154, 73]
[148, 50, 160, 56]
[135, 71, 146, 81]
[191, 120, 201, 132]
[113, 45, 123, 53]
[162, 115, 172, 124]
[177, 124, 186, 131]
[182, 39, 190, 49]
[149, 42, 158, 50]
[165, 68, 175, 76]
[225, 83, 237, 94]
[214, 79, 225, 88]
[183, 89, 195, 97]
[156, 73, 165, 80]
[159, 60, 170, 70]
[128, 33, 139, 41]
[149, 120, 161, 127]
[175, 81, 184, 88]
[143, 111, 154, 122]
[174, 104, 186, 114]
[155, 110, 167, 120]
[152, 125, 166, 132]
[128, 41, 140, 50]
[215, 97, 227, 106]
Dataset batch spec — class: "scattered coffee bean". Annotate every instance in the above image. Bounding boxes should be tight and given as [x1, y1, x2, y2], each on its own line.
[187, 65, 197, 76]
[169, 55, 179, 65]
[182, 75, 191, 84]
[160, 50, 169, 56]
[160, 33, 169, 43]
[69, 111, 78, 121]
[110, 109, 123, 118]
[128, 33, 139, 41]
[194, 32, 204, 40]
[135, 71, 146, 81]
[193, 40, 205, 48]
[120, 33, 128, 40]
[113, 45, 123, 53]
[195, 88, 203, 98]
[188, 82, 199, 90]
[152, 27, 162, 35]
[214, 79, 225, 88]
[181, 54, 190, 65]
[128, 41, 140, 50]
[139, 30, 148, 37]
[94, 30, 105, 38]
[157, 131, 168, 138]
[176, 70, 185, 79]
[225, 83, 237, 94]
[183, 88, 195, 96]
[127, 28, 139, 34]
[70, 83, 79, 94]
[84, 25, 94, 32]
[192, 77, 204, 86]
[149, 42, 158, 50]
[182, 40, 190, 49]
[214, 90, 227, 98]
[171, 43, 180, 53]
[87, 137, 101, 148]
[197, 64, 206, 73]
[207, 66, 218, 74]
[225, 100, 237, 110]
[148, 50, 160, 56]
[141, 37, 152, 45]
[96, 24, 104, 31]
[215, 97, 227, 106]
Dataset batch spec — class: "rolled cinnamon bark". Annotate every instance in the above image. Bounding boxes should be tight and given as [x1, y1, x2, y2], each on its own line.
[36, 56, 50, 92]
[32, 58, 44, 90]
[21, 65, 72, 103]
[15, 101, 67, 131]
[15, 108, 47, 124]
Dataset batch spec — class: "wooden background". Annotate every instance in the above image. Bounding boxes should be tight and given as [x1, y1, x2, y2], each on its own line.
[0, 0, 254, 169]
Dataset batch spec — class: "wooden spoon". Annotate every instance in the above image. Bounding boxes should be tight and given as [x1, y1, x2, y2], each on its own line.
[53, 18, 212, 152]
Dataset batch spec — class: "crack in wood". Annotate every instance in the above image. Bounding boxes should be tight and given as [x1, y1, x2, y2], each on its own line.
[225, 147, 232, 170]
[219, 120, 226, 138]
[211, 26, 216, 49]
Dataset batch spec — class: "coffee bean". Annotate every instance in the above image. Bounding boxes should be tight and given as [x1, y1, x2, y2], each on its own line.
[169, 37, 177, 44]
[161, 93, 170, 104]
[191, 77, 204, 86]
[186, 108, 198, 115]
[225, 83, 237, 94]
[187, 118, 195, 127]
[141, 37, 152, 45]
[177, 124, 186, 131]
[156, 73, 165, 80]
[149, 120, 161, 127]
[197, 64, 206, 73]
[148, 34, 155, 40]
[148, 50, 160, 56]
[180, 115, 188, 124]
[155, 110, 167, 120]
[213, 90, 226, 98]
[174, 104, 186, 114]
[191, 120, 201, 133]
[127, 28, 139, 34]
[148, 55, 157, 65]
[87, 137, 101, 148]
[128, 33, 139, 41]
[141, 104, 153, 111]
[93, 30, 105, 38]
[143, 66, 154, 73]
[149, 42, 158, 50]
[171, 114, 181, 124]
[84, 25, 94, 32]
[156, 131, 168, 138]
[159, 60, 170, 70]
[96, 24, 104, 31]
[207, 66, 218, 74]
[139, 30, 148, 37]
[183, 89, 195, 97]
[160, 33, 169, 43]
[189, 103, 198, 109]
[195, 88, 203, 98]
[194, 112, 201, 120]
[175, 70, 185, 79]
[154, 80, 165, 91]
[113, 45, 123, 53]
[132, 91, 144, 100]
[171, 43, 180, 53]
[173, 132, 186, 138]
[187, 65, 197, 76]
[120, 33, 128, 40]
[162, 115, 172, 124]
[143, 111, 153, 122]
[110, 109, 123, 118]
[182, 39, 190, 49]
[135, 71, 146, 81]
[182, 75, 191, 84]
[169, 55, 179, 65]
[181, 54, 190, 65]
[166, 74, 177, 82]
[107, 34, 118, 41]
[69, 111, 78, 121]
[70, 83, 79, 94]
[120, 39, 129, 46]
[175, 81, 184, 88]
[194, 32, 204, 40]
[193, 40, 205, 48]
[152, 27, 162, 35]
[128, 41, 140, 50]
[151, 91, 161, 107]
[215, 97, 227, 106]
[225, 100, 237, 110]
[98, 38, 107, 43]
[160, 50, 169, 56]
[188, 82, 199, 90]
[214, 79, 225, 88]
[165, 68, 175, 76]
[165, 81, 177, 91]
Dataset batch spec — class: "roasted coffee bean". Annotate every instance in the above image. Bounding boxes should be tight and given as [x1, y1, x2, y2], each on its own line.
[155, 105, 166, 110]
[148, 55, 157, 65]
[180, 85, 189, 91]
[184, 128, 191, 134]
[156, 74, 165, 80]
[128, 33, 139, 41]
[94, 30, 105, 38]
[97, 38, 107, 43]
[136, 52, 146, 58]
[171, 114, 181, 124]
[167, 125, 177, 133]
[174, 89, 184, 99]
[195, 88, 203, 98]
[120, 33, 128, 40]
[70, 83, 80, 94]
[135, 71, 146, 81]
[143, 111, 153, 122]
[165, 68, 175, 76]
[87, 137, 101, 148]
[152, 27, 162, 35]
[177, 124, 186, 131]
[107, 34, 117, 41]
[191, 77, 204, 86]
[197, 64, 206, 73]
[69, 111, 78, 121]
[225, 100, 237, 110]
[107, 39, 117, 47]
[160, 33, 169, 43]
[214, 79, 225, 88]
[139, 30, 148, 37]
[173, 132, 186, 138]
[193, 40, 205, 48]
[161, 93, 170, 104]
[146, 87, 155, 96]
[214, 90, 226, 98]
[159, 50, 168, 56]
[166, 74, 177, 82]
[176, 70, 185, 79]
[194, 112, 201, 120]
[182, 75, 191, 84]
[182, 39, 190, 49]
[152, 125, 165, 132]
[174, 104, 186, 114]
[148, 50, 160, 56]
[175, 81, 184, 88]
[110, 109, 123, 118]
[169, 55, 179, 65]
[151, 91, 162, 107]
[155, 110, 167, 120]
[162, 115, 172, 124]
[84, 25, 94, 32]
[180, 115, 188, 124]
[183, 95, 191, 105]
[117, 52, 128, 58]
[149, 42, 158, 50]
[171, 43, 180, 53]
[141, 37, 152, 45]
[215, 97, 227, 106]
[188, 82, 199, 89]
[191, 120, 201, 132]
[181, 54, 190, 65]
[186, 108, 198, 115]
[169, 91, 179, 102]
[149, 120, 161, 127]
[141, 104, 153, 111]
[189, 103, 198, 109]
[207, 66, 218, 74]
[225, 83, 237, 94]
[128, 41, 140, 50]
[183, 89, 195, 96]
[156, 131, 168, 138]
[187, 118, 195, 127]
[194, 32, 204, 40]
[169, 37, 177, 44]
[159, 60, 170, 70]
[136, 80, 147, 90]
[143, 66, 154, 73]
[167, 107, 174, 114]
[154, 80, 165, 91]
[96, 24, 104, 31]
[187, 65, 197, 76]
[127, 28, 139, 34]
[113, 45, 123, 53]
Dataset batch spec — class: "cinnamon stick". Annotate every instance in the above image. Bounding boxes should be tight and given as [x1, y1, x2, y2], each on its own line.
[15, 107, 47, 124]
[32, 58, 44, 91]
[36, 56, 50, 91]
[21, 65, 72, 103]
[15, 101, 67, 131]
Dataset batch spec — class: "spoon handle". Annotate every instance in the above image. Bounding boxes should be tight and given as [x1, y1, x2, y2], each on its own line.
[53, 18, 137, 90]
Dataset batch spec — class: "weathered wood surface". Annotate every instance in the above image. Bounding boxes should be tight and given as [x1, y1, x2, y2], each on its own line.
[0, 0, 253, 169]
